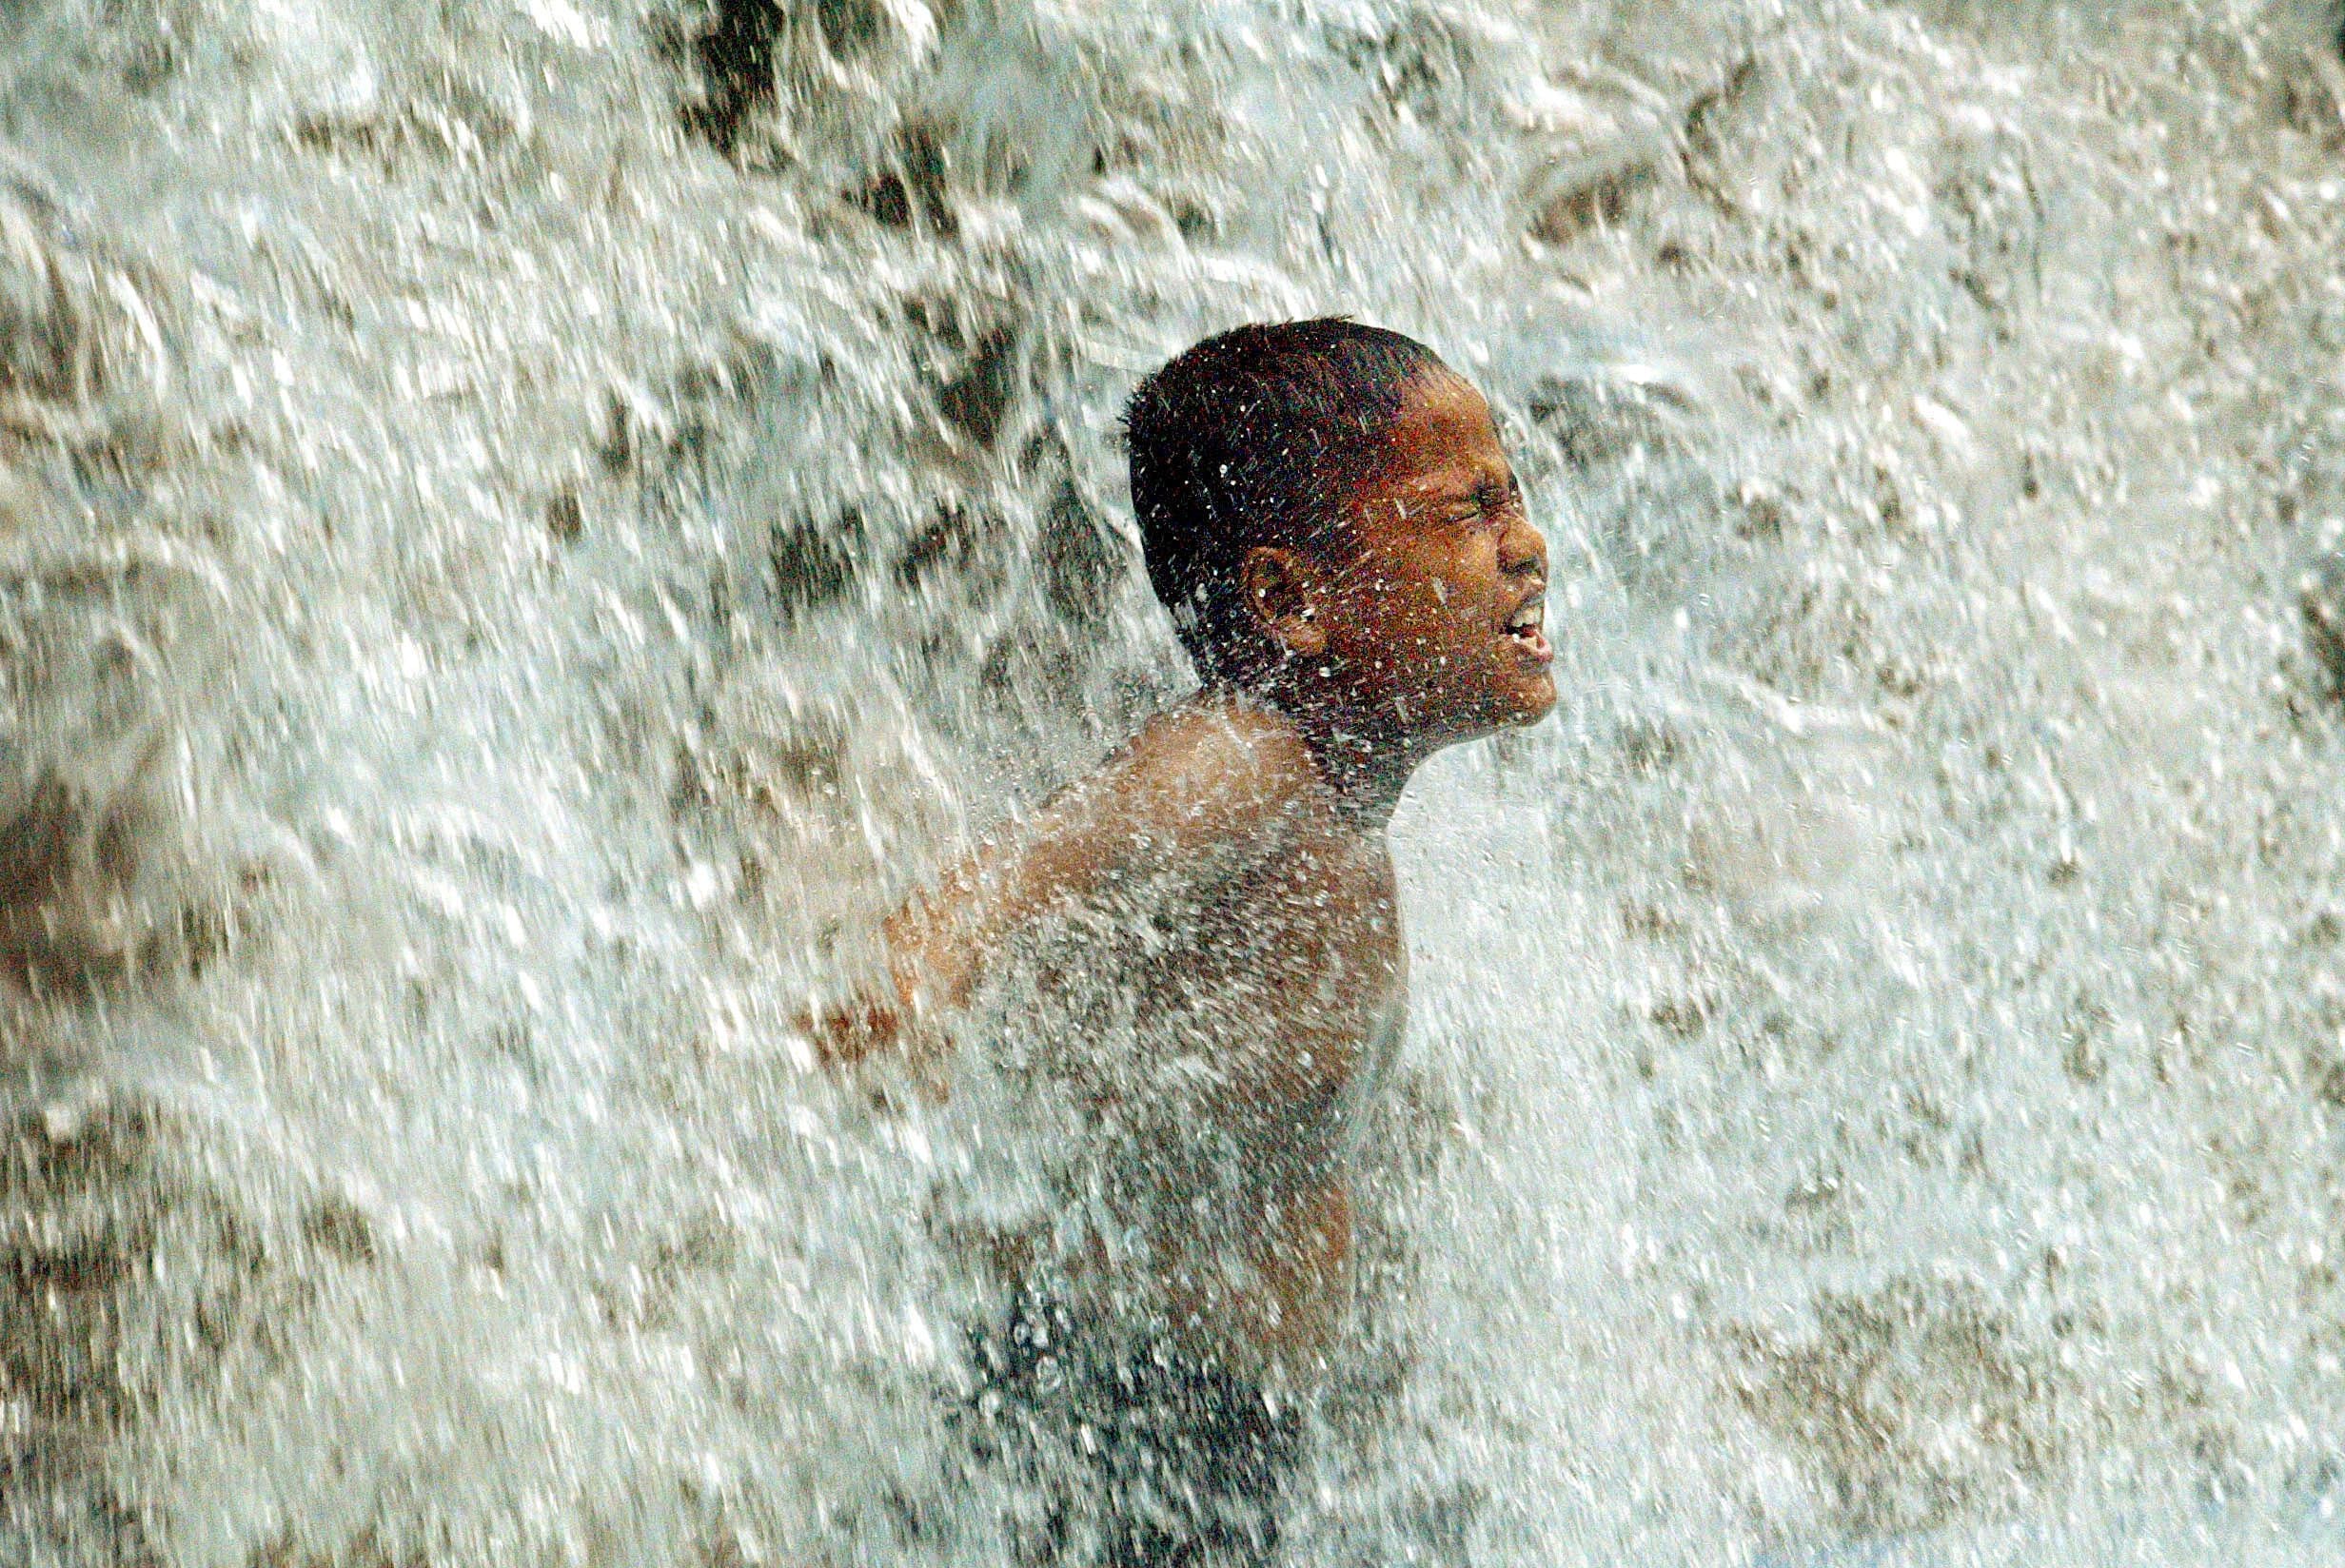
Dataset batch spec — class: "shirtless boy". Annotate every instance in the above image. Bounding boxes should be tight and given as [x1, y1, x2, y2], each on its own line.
[817, 319, 1554, 1565]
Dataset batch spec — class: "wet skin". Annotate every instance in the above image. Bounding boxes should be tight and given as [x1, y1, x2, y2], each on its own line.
[819, 367, 1553, 1382]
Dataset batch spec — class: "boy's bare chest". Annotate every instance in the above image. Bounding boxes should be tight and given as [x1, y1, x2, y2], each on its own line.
[1136, 827, 1404, 1093]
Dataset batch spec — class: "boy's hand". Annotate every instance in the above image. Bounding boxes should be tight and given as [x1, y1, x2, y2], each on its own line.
[800, 994, 906, 1068]
[796, 990, 951, 1107]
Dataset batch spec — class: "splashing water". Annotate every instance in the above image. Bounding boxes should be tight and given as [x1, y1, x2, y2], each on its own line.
[9, 0, 2345, 1562]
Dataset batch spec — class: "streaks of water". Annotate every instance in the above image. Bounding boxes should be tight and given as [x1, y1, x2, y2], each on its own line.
[8, 0, 2345, 1564]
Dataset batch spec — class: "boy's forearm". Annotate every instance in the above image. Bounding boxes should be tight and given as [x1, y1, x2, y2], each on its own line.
[878, 844, 1036, 1015]
[881, 792, 1123, 1016]
[805, 883, 985, 1082]
[878, 890, 974, 1016]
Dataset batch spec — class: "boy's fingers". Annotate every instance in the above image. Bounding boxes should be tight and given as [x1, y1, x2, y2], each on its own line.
[791, 995, 951, 1110]
[798, 998, 903, 1067]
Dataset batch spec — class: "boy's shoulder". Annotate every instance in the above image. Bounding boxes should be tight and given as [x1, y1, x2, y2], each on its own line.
[1089, 695, 1326, 849]
[1120, 694, 1315, 787]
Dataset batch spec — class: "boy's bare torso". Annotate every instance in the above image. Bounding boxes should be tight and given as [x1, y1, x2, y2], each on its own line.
[1095, 700, 1405, 1370]
[878, 693, 1403, 1382]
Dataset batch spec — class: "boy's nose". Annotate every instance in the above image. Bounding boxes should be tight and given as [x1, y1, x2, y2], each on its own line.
[1499, 513, 1547, 582]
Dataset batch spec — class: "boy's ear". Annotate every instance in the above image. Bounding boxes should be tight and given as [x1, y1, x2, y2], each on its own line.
[1240, 545, 1328, 659]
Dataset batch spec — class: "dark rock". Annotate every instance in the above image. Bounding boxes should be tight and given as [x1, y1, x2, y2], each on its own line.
[1528, 154, 1659, 247]
[1037, 478, 1124, 625]
[936, 326, 1019, 448]
[544, 489, 582, 544]
[846, 125, 957, 236]
[894, 500, 984, 587]
[300, 1197, 379, 1265]
[769, 506, 860, 616]
[672, 0, 782, 158]
[2301, 551, 2345, 695]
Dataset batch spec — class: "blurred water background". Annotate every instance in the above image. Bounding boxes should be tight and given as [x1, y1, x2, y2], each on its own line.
[9, 0, 2345, 1562]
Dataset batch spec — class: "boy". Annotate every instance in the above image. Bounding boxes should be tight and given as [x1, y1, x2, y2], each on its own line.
[816, 319, 1554, 1565]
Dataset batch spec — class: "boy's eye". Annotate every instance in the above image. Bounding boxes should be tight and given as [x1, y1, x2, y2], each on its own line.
[1429, 477, 1524, 532]
[1451, 482, 1513, 527]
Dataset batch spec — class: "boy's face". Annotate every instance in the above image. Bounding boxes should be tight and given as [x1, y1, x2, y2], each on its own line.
[1312, 370, 1556, 745]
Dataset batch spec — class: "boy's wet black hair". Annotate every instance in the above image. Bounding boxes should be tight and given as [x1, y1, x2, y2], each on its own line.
[1125, 318, 1445, 685]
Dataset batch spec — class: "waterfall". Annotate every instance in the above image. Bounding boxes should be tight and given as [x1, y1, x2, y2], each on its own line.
[7, 0, 2345, 1561]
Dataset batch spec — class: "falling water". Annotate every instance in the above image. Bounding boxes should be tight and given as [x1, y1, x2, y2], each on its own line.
[9, 0, 2345, 1561]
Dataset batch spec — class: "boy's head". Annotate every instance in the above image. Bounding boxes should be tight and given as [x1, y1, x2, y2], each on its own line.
[1126, 319, 1554, 747]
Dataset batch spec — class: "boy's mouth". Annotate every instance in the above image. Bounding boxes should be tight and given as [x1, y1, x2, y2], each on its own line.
[1504, 596, 1552, 663]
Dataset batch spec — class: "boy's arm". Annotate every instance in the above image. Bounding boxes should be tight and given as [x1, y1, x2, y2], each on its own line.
[810, 705, 1310, 1068]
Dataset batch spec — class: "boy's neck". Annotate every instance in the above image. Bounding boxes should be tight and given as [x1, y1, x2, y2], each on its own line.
[1215, 683, 1419, 826]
